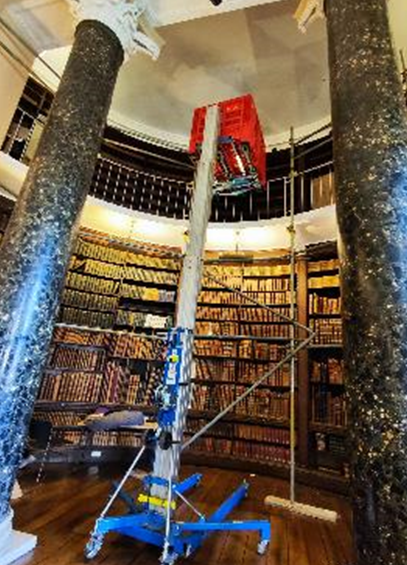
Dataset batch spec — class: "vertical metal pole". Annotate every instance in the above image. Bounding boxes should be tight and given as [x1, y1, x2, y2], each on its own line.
[152, 105, 220, 485]
[288, 126, 296, 505]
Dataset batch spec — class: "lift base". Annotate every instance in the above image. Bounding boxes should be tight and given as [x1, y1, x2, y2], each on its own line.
[86, 473, 271, 564]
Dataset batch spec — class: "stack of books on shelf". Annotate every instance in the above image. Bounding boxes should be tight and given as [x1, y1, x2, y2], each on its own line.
[33, 411, 86, 427]
[62, 289, 118, 312]
[194, 340, 238, 358]
[310, 318, 342, 344]
[309, 294, 341, 315]
[53, 327, 108, 347]
[311, 388, 347, 427]
[126, 252, 179, 271]
[308, 259, 339, 273]
[188, 436, 290, 463]
[234, 389, 289, 420]
[202, 265, 243, 289]
[309, 274, 340, 289]
[199, 290, 240, 305]
[233, 441, 290, 463]
[66, 272, 120, 295]
[70, 257, 122, 279]
[311, 358, 344, 384]
[38, 372, 103, 403]
[60, 307, 115, 328]
[49, 345, 105, 372]
[240, 324, 291, 338]
[109, 334, 162, 359]
[195, 359, 236, 382]
[122, 266, 178, 285]
[116, 310, 171, 329]
[120, 283, 176, 302]
[99, 361, 128, 404]
[195, 321, 240, 336]
[75, 239, 127, 264]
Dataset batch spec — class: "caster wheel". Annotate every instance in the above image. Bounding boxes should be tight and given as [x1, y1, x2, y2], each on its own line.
[160, 553, 177, 565]
[85, 534, 104, 560]
[257, 540, 269, 556]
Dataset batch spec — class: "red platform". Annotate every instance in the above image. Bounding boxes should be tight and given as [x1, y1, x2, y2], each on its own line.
[189, 94, 266, 194]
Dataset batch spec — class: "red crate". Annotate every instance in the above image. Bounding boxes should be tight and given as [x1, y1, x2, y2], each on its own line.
[189, 94, 266, 188]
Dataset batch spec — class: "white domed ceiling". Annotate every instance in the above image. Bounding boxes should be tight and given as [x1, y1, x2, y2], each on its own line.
[3, 0, 407, 149]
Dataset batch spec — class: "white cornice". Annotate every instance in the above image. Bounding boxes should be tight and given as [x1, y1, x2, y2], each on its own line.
[68, 0, 162, 61]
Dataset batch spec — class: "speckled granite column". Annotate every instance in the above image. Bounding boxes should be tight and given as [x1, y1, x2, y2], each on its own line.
[0, 20, 123, 520]
[326, 1, 407, 563]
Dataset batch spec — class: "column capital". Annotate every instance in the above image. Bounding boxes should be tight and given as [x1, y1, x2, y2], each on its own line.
[69, 0, 161, 61]
[294, 0, 325, 32]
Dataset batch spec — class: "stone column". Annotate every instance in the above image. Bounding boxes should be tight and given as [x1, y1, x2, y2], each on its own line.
[0, 1, 159, 562]
[297, 1, 407, 564]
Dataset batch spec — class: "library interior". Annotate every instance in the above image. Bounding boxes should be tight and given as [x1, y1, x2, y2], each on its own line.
[0, 0, 407, 564]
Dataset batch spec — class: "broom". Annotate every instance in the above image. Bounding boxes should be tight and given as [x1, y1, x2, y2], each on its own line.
[265, 127, 338, 523]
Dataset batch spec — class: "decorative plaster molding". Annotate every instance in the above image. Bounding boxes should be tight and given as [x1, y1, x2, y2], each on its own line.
[69, 0, 162, 61]
[294, 0, 325, 32]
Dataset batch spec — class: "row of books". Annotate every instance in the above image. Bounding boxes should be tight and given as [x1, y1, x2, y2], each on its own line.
[311, 389, 347, 427]
[314, 432, 346, 456]
[242, 280, 291, 294]
[109, 334, 163, 359]
[75, 238, 180, 271]
[71, 257, 180, 286]
[195, 358, 290, 386]
[120, 283, 176, 302]
[240, 324, 292, 338]
[33, 411, 86, 427]
[186, 419, 291, 444]
[310, 319, 342, 344]
[62, 289, 118, 312]
[234, 389, 289, 420]
[50, 346, 105, 371]
[60, 306, 115, 328]
[52, 327, 162, 361]
[66, 272, 120, 295]
[309, 274, 340, 289]
[123, 266, 179, 285]
[310, 358, 344, 384]
[194, 340, 288, 361]
[195, 321, 240, 336]
[309, 295, 341, 315]
[116, 310, 170, 329]
[192, 385, 289, 420]
[60, 429, 144, 447]
[196, 306, 289, 323]
[188, 436, 290, 462]
[197, 322, 292, 340]
[75, 239, 128, 265]
[308, 259, 339, 273]
[38, 372, 103, 402]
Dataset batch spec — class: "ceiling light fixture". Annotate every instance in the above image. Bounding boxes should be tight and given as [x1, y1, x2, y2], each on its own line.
[210, 0, 223, 6]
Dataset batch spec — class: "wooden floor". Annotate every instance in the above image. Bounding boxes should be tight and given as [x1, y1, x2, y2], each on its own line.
[13, 464, 354, 565]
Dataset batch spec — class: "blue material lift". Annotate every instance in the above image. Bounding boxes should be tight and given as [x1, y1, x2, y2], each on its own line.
[85, 329, 271, 565]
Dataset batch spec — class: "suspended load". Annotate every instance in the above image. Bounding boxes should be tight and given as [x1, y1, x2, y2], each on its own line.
[189, 94, 266, 196]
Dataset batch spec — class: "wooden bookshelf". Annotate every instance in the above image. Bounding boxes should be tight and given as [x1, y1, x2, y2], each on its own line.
[303, 250, 348, 479]
[28, 231, 348, 489]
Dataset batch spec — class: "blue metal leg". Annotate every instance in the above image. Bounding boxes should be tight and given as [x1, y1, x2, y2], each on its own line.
[174, 473, 202, 496]
[209, 481, 249, 523]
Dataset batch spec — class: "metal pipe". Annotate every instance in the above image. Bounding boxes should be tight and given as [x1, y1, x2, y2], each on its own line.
[288, 126, 296, 505]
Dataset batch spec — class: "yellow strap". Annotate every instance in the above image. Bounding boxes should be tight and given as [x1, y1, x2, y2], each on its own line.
[138, 493, 176, 510]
